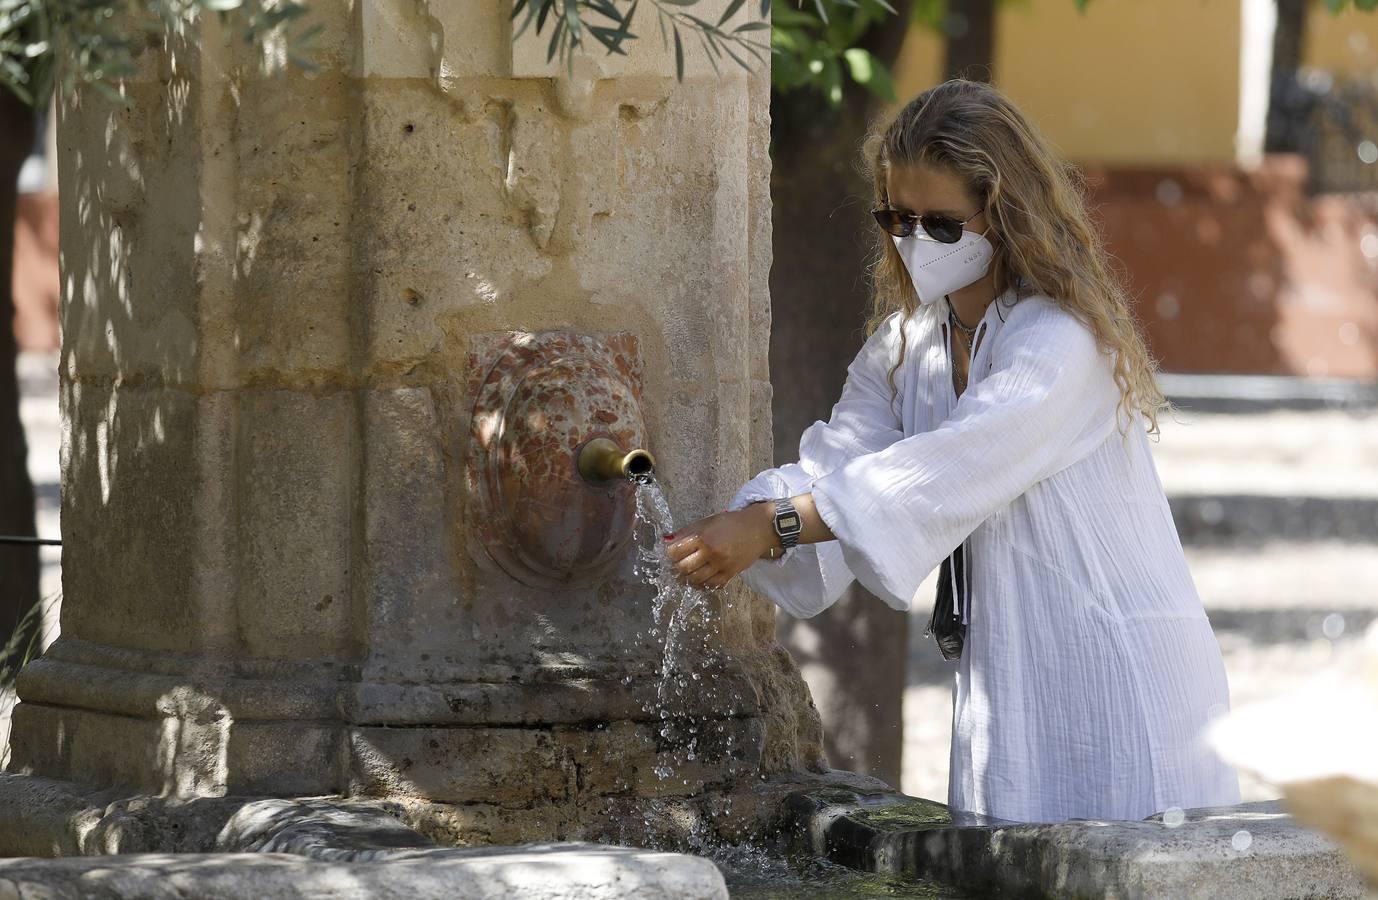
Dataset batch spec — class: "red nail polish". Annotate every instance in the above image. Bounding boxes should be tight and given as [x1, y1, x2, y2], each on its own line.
[663, 533, 675, 540]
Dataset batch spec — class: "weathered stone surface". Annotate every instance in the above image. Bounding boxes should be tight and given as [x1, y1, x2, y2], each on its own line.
[784, 785, 1368, 900]
[56, 384, 204, 652]
[217, 798, 437, 860]
[348, 717, 764, 806]
[235, 388, 355, 660]
[0, 844, 730, 899]
[8, 702, 340, 798]
[15, 0, 820, 838]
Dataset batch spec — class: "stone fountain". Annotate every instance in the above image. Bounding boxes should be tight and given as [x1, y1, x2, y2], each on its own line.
[0, 0, 831, 847]
[0, 2, 1370, 897]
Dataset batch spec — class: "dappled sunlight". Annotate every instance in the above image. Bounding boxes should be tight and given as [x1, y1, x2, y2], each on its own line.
[154, 686, 231, 799]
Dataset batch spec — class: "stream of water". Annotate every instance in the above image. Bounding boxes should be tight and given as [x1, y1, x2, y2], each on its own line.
[626, 477, 971, 898]
[631, 477, 729, 781]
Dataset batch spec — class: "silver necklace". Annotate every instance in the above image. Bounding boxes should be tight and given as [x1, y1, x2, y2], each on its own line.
[947, 297, 979, 394]
[947, 296, 980, 340]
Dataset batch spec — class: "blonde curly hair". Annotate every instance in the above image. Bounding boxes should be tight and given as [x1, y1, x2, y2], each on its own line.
[861, 78, 1170, 437]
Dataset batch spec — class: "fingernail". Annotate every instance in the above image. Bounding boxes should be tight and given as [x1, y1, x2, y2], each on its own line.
[663, 533, 675, 540]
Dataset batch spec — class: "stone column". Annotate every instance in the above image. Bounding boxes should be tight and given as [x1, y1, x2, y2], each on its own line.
[7, 0, 823, 840]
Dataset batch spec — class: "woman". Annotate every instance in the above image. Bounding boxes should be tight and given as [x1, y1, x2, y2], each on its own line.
[663, 79, 1242, 825]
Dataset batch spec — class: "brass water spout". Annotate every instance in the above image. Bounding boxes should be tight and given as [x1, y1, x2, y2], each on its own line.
[578, 437, 655, 483]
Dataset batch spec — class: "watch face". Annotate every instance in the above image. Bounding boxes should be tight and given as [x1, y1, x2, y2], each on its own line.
[777, 513, 800, 533]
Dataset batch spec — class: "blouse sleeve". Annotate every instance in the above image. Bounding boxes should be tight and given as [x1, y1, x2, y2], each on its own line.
[808, 299, 1125, 613]
[725, 311, 907, 619]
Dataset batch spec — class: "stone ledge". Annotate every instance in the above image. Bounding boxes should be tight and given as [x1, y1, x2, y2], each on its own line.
[0, 845, 729, 900]
[783, 786, 1368, 900]
[0, 774, 728, 899]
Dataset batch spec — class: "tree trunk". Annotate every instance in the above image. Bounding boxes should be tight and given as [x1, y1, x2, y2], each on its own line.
[1265, 0, 1309, 153]
[767, 2, 916, 791]
[0, 87, 41, 668]
[944, 0, 996, 83]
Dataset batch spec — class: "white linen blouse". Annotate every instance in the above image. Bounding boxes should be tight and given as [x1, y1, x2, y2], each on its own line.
[727, 290, 1242, 825]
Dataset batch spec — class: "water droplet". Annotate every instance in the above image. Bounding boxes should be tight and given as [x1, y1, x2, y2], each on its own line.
[1232, 829, 1252, 851]
[1359, 140, 1378, 164]
[1162, 806, 1185, 828]
[1322, 612, 1346, 640]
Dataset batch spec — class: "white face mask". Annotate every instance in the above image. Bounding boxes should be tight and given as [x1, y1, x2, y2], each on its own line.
[891, 227, 995, 306]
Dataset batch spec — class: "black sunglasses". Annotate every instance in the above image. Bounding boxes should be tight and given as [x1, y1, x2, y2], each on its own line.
[871, 206, 980, 244]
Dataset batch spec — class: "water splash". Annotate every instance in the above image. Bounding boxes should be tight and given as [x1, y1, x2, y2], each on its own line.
[630, 477, 743, 793]
[633, 479, 715, 698]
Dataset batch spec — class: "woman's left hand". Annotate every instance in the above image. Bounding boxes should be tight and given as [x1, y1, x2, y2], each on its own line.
[664, 503, 777, 590]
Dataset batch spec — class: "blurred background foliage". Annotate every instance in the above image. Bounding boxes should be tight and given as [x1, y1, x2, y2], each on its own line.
[3, 0, 1378, 111]
[0, 0, 322, 108]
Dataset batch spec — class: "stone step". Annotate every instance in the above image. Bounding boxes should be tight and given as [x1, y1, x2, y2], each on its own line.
[1187, 541, 1378, 611]
[1150, 404, 1378, 546]
[1169, 494, 1378, 546]
[783, 784, 1368, 900]
[1158, 372, 1378, 415]
[1150, 406, 1378, 496]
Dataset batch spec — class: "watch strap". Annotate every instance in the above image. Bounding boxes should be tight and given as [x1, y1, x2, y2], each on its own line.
[772, 497, 802, 550]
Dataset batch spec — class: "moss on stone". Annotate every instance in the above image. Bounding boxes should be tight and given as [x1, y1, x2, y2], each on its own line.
[723, 868, 960, 899]
[848, 799, 952, 831]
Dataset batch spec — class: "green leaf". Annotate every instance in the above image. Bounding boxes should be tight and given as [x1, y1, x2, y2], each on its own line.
[739, 36, 769, 62]
[1326, 0, 1346, 12]
[1073, 0, 1092, 12]
[287, 51, 319, 72]
[673, 23, 684, 80]
[585, 0, 621, 21]
[718, 0, 747, 26]
[1, 78, 32, 105]
[620, 0, 640, 39]
[682, 11, 722, 32]
[769, 3, 814, 26]
[589, 23, 637, 53]
[514, 0, 541, 39]
[697, 28, 721, 75]
[562, 0, 583, 46]
[289, 22, 324, 47]
[821, 52, 842, 103]
[733, 20, 770, 31]
[720, 35, 753, 72]
[546, 14, 564, 61]
[1356, 0, 1378, 11]
[811, 0, 829, 25]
